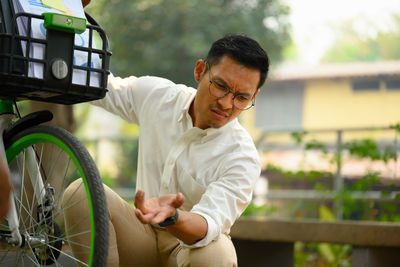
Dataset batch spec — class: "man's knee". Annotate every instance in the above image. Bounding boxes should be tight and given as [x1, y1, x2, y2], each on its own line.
[62, 178, 86, 206]
[183, 235, 237, 267]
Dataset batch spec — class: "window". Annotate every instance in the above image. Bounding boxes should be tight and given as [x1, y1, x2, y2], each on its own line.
[255, 81, 304, 131]
[386, 80, 400, 90]
[352, 80, 380, 91]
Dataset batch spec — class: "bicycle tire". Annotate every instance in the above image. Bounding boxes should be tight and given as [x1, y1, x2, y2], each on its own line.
[0, 125, 108, 266]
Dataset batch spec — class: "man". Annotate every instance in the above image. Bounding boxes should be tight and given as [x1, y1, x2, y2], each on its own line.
[65, 34, 269, 266]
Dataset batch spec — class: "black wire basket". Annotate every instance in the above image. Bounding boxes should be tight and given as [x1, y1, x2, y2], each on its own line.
[0, 1, 111, 105]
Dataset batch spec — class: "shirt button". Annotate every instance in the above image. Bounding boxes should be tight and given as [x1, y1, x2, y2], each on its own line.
[168, 160, 173, 165]
[163, 184, 168, 190]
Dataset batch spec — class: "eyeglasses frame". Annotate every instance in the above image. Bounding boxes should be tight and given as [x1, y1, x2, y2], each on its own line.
[206, 63, 256, 111]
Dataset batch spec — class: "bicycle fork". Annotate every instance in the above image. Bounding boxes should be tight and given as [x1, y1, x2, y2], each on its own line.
[0, 112, 54, 248]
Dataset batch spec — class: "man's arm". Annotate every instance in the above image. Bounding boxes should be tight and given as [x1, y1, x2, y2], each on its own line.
[165, 210, 207, 245]
[134, 190, 207, 245]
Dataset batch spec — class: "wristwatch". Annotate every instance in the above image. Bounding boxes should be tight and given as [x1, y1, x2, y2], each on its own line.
[158, 209, 179, 227]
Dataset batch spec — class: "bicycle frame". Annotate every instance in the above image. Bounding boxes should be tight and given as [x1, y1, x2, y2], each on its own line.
[0, 99, 51, 248]
[0, 4, 111, 265]
[0, 10, 102, 248]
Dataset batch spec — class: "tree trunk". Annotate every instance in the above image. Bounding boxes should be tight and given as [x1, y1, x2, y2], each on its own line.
[30, 102, 75, 132]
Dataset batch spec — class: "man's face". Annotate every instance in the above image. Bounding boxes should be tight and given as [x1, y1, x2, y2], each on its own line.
[191, 56, 260, 129]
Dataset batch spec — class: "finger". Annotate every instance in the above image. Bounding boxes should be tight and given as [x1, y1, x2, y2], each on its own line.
[135, 208, 155, 224]
[171, 192, 185, 208]
[151, 210, 170, 224]
[134, 190, 145, 209]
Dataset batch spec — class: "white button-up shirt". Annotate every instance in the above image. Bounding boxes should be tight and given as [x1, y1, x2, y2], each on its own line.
[92, 74, 261, 248]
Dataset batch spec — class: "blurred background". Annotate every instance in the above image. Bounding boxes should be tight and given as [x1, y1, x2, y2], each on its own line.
[5, 0, 396, 266]
[62, 0, 399, 265]
[74, 0, 400, 215]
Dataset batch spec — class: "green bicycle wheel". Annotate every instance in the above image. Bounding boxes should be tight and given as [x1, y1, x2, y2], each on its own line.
[0, 125, 108, 266]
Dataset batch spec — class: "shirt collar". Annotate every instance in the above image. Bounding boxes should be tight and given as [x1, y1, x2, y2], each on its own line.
[178, 90, 196, 122]
[178, 89, 237, 142]
[201, 118, 237, 141]
[189, 118, 237, 143]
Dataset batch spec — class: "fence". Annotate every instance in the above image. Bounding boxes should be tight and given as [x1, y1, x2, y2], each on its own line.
[254, 126, 400, 220]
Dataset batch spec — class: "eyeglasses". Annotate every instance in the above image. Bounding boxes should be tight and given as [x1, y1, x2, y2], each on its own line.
[207, 64, 255, 110]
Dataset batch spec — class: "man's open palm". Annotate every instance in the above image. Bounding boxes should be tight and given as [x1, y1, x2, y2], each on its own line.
[134, 190, 184, 224]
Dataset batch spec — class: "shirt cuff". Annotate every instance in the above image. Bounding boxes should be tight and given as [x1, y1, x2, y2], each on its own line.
[178, 211, 220, 248]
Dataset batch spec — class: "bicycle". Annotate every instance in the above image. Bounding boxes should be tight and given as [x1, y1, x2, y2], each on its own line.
[0, 0, 111, 266]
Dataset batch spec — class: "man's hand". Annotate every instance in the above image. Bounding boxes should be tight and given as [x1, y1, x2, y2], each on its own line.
[134, 190, 184, 225]
[135, 190, 208, 245]
[0, 158, 11, 221]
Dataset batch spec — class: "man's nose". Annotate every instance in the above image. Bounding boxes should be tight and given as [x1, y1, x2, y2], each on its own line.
[216, 93, 234, 109]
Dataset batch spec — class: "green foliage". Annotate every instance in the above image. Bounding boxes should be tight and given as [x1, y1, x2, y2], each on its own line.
[322, 15, 400, 62]
[274, 127, 399, 266]
[86, 0, 291, 86]
[115, 138, 139, 187]
[100, 171, 117, 188]
[291, 132, 329, 154]
[282, 39, 299, 61]
[389, 123, 400, 134]
[305, 139, 328, 154]
[319, 205, 335, 222]
[242, 202, 278, 217]
[267, 127, 400, 222]
[333, 172, 381, 220]
[377, 192, 400, 222]
[343, 138, 397, 163]
[291, 131, 307, 144]
[294, 206, 352, 267]
[74, 103, 92, 138]
[266, 163, 332, 181]
[295, 242, 352, 267]
[352, 171, 380, 191]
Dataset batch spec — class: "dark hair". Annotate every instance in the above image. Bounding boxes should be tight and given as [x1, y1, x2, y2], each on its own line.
[205, 34, 270, 89]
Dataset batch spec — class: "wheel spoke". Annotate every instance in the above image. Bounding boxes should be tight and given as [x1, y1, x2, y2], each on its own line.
[63, 213, 91, 235]
[1, 125, 108, 266]
[46, 242, 89, 266]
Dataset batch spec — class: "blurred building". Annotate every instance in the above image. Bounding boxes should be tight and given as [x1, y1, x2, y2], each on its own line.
[240, 61, 400, 178]
[243, 61, 400, 133]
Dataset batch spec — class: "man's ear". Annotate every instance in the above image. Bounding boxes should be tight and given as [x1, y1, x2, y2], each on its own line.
[194, 60, 206, 83]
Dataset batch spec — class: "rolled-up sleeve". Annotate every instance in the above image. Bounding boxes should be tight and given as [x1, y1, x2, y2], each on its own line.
[182, 152, 261, 248]
[91, 74, 173, 125]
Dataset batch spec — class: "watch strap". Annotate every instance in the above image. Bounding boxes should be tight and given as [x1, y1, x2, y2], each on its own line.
[158, 209, 179, 227]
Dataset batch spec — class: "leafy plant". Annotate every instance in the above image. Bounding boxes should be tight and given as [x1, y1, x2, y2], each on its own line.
[242, 202, 278, 217]
[294, 206, 352, 267]
[267, 126, 400, 266]
[305, 139, 328, 154]
[291, 131, 308, 145]
[343, 138, 397, 163]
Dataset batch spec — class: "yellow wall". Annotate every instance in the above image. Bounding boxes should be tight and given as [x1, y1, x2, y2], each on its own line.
[240, 107, 262, 139]
[302, 79, 400, 130]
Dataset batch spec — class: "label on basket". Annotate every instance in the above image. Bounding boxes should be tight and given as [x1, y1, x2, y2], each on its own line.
[12, 0, 101, 87]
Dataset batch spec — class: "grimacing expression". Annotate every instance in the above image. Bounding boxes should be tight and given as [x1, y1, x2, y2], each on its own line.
[191, 56, 260, 129]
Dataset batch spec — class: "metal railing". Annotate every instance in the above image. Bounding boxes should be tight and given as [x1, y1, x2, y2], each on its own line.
[255, 126, 400, 219]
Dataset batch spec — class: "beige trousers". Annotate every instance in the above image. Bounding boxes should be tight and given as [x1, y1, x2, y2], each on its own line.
[63, 179, 237, 267]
